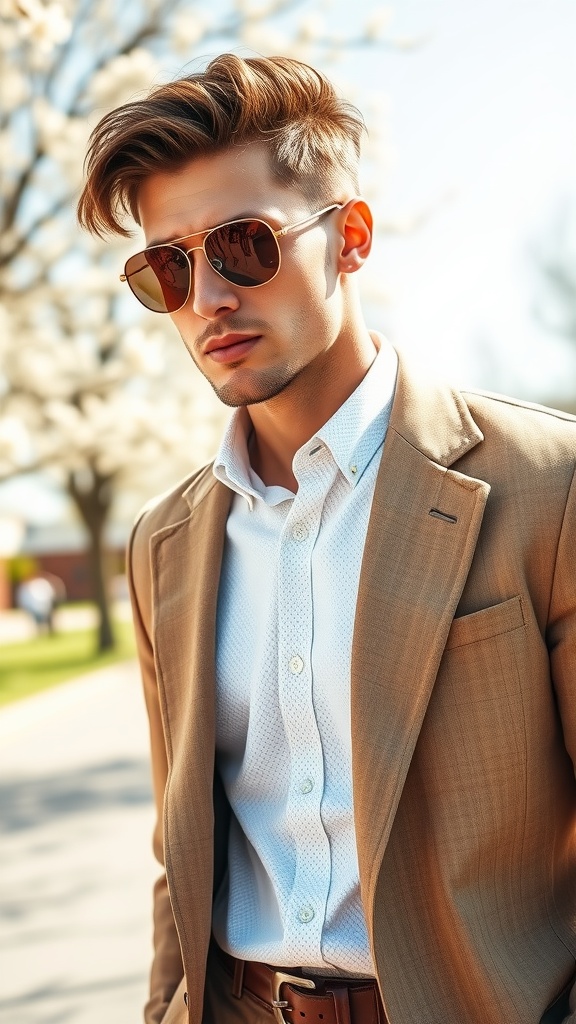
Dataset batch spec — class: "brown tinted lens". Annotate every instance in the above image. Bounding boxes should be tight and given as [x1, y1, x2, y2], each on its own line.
[204, 220, 279, 286]
[124, 246, 190, 313]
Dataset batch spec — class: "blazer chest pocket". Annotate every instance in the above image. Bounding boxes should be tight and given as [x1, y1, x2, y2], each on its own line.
[445, 594, 525, 651]
[428, 595, 529, 813]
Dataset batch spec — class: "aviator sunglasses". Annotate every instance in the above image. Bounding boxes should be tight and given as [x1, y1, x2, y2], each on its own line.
[120, 203, 343, 314]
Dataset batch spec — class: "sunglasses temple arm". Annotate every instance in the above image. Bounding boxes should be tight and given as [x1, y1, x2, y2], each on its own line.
[120, 261, 151, 281]
[275, 204, 343, 239]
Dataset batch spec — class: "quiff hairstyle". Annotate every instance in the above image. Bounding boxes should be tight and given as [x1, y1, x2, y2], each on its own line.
[78, 53, 365, 238]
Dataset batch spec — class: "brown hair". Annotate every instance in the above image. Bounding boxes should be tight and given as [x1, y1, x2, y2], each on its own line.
[78, 53, 365, 238]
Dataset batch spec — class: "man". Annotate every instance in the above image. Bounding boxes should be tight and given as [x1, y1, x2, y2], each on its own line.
[78, 54, 576, 1024]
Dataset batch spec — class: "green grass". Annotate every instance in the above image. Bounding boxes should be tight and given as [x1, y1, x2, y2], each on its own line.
[0, 618, 136, 707]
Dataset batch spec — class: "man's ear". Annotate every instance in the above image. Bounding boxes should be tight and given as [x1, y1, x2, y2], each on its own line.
[336, 198, 373, 274]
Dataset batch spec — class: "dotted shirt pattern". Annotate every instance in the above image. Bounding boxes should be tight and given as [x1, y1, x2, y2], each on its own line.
[212, 339, 398, 974]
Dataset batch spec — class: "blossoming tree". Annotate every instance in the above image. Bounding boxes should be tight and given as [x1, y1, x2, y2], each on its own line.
[0, 0, 396, 649]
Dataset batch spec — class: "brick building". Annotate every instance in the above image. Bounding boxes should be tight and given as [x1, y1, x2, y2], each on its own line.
[2, 520, 128, 609]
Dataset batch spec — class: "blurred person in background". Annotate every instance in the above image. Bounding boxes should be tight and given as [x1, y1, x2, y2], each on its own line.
[15, 571, 65, 634]
[78, 54, 576, 1024]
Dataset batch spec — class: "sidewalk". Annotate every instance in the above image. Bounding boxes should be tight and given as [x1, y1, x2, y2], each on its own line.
[0, 660, 157, 1024]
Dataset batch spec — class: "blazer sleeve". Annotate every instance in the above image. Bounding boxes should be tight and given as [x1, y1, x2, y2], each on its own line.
[127, 513, 184, 1024]
[546, 465, 576, 1023]
[547, 466, 576, 773]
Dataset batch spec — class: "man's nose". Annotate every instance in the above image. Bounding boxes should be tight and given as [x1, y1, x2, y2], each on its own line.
[187, 246, 240, 320]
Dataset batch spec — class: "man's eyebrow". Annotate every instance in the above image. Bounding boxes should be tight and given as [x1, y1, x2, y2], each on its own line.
[146, 227, 202, 248]
[145, 210, 278, 249]
[146, 234, 171, 248]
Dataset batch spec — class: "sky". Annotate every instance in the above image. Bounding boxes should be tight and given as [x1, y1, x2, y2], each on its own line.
[341, 0, 576, 399]
[1, 0, 575, 523]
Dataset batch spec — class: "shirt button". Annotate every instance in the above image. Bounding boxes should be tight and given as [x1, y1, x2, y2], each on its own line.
[300, 778, 314, 794]
[298, 905, 315, 924]
[289, 655, 304, 675]
[292, 523, 308, 542]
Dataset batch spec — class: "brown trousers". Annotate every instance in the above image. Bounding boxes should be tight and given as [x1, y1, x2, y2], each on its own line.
[203, 944, 270, 1024]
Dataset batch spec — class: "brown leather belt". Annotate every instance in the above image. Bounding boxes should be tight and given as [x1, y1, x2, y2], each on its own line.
[217, 946, 386, 1024]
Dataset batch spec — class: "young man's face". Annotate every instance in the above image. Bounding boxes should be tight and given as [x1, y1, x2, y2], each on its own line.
[136, 144, 354, 408]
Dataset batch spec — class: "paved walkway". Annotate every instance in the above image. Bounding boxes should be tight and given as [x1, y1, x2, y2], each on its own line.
[0, 661, 157, 1024]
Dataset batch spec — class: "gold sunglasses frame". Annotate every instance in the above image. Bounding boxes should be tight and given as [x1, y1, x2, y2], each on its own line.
[120, 203, 343, 313]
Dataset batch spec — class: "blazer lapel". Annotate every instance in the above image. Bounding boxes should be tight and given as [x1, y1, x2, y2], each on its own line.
[351, 351, 491, 917]
[150, 471, 232, 1020]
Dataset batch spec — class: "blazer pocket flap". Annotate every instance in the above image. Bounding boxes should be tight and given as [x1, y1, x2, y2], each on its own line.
[446, 595, 525, 650]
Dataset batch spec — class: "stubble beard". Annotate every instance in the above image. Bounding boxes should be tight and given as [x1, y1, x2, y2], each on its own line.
[206, 363, 299, 408]
[182, 318, 302, 407]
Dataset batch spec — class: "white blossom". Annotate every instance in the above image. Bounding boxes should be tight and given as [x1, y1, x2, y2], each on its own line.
[364, 6, 394, 41]
[0, 5, 19, 37]
[0, 67, 31, 110]
[16, 0, 72, 53]
[0, 416, 30, 464]
[88, 49, 162, 109]
[233, 0, 280, 17]
[239, 22, 290, 55]
[296, 13, 326, 44]
[171, 7, 212, 52]
[122, 327, 165, 376]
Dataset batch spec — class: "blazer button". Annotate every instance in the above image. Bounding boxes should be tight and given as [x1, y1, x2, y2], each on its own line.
[184, 991, 188, 1006]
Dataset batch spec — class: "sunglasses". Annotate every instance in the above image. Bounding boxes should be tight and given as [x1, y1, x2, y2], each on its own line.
[120, 203, 343, 314]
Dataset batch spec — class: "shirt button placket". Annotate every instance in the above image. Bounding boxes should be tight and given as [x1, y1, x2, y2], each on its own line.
[297, 905, 315, 924]
[289, 655, 304, 675]
[279, 469, 330, 962]
[292, 523, 309, 542]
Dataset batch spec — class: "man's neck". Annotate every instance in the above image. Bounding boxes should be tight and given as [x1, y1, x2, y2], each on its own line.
[246, 329, 378, 491]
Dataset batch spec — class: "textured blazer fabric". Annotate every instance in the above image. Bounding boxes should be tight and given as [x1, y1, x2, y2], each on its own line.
[128, 348, 576, 1024]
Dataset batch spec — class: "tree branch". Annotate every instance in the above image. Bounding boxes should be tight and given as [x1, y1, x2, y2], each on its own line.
[0, 194, 74, 273]
[70, 0, 183, 114]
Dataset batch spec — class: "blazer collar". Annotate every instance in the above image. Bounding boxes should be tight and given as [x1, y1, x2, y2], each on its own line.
[388, 346, 484, 467]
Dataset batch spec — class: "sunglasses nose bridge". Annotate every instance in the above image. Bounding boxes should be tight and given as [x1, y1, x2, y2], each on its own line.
[185, 242, 218, 276]
[185, 241, 226, 284]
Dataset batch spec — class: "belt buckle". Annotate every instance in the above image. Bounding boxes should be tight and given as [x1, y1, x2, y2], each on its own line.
[271, 970, 316, 1024]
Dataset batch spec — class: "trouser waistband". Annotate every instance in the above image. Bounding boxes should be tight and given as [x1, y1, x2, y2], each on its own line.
[216, 945, 387, 1024]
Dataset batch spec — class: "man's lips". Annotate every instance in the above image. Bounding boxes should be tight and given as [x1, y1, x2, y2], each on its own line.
[203, 333, 261, 364]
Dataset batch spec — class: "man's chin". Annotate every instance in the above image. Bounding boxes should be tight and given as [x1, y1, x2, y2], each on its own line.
[211, 368, 296, 408]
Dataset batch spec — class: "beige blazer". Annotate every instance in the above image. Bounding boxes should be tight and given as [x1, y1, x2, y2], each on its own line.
[127, 349, 576, 1024]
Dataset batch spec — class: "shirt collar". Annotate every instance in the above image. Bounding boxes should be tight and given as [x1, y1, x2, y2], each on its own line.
[312, 334, 397, 486]
[213, 334, 397, 508]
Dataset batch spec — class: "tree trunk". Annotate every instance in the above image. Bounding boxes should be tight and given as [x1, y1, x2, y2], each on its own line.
[68, 467, 115, 653]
